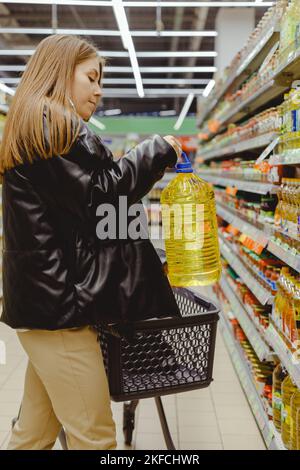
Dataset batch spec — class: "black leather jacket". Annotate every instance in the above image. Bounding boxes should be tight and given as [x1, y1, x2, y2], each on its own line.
[0, 115, 180, 330]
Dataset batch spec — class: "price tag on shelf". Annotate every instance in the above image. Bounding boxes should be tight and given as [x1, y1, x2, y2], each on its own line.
[256, 137, 280, 164]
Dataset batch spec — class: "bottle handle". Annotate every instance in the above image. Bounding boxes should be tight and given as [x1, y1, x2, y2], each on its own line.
[181, 151, 190, 163]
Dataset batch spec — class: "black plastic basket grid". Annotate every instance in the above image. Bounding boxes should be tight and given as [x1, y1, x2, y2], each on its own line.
[99, 287, 219, 402]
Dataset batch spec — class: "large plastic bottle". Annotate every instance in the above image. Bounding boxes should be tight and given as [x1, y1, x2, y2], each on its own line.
[272, 363, 288, 432]
[281, 374, 298, 449]
[160, 152, 221, 287]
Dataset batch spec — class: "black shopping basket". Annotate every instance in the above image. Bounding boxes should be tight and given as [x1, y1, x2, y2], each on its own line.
[98, 286, 219, 449]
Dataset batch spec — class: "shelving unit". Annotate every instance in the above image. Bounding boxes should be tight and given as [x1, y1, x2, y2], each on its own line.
[265, 322, 300, 389]
[219, 314, 284, 451]
[269, 152, 300, 165]
[198, 37, 300, 142]
[200, 173, 277, 195]
[219, 235, 274, 306]
[216, 203, 270, 247]
[197, 23, 280, 128]
[215, 202, 300, 274]
[200, 132, 276, 162]
[219, 276, 273, 361]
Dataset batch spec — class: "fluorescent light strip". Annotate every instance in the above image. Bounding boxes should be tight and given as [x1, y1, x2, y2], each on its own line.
[0, 28, 218, 37]
[202, 79, 216, 98]
[124, 1, 274, 5]
[0, 49, 218, 58]
[0, 65, 217, 73]
[0, 1, 274, 7]
[159, 110, 176, 116]
[112, 0, 144, 98]
[101, 88, 204, 96]
[89, 116, 106, 130]
[104, 109, 122, 116]
[174, 93, 194, 131]
[0, 82, 15, 96]
[0, 77, 210, 85]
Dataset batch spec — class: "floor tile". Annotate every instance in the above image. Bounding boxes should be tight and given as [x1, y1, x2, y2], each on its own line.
[178, 425, 222, 444]
[179, 442, 223, 450]
[222, 434, 266, 450]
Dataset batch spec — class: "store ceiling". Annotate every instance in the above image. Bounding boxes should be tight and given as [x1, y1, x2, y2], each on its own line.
[0, 1, 268, 115]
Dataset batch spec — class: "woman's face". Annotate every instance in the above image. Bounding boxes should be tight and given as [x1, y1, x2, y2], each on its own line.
[71, 56, 102, 121]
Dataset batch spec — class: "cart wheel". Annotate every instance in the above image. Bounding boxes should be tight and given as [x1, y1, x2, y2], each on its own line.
[123, 403, 135, 446]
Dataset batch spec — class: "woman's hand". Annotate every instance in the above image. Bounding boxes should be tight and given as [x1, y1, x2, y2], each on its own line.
[163, 135, 182, 161]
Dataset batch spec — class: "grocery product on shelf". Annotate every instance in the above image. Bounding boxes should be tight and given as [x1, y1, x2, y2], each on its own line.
[197, 0, 288, 128]
[223, 261, 272, 329]
[200, 107, 281, 155]
[279, 0, 300, 53]
[273, 363, 289, 432]
[281, 374, 298, 449]
[273, 267, 300, 349]
[290, 387, 300, 450]
[160, 153, 221, 287]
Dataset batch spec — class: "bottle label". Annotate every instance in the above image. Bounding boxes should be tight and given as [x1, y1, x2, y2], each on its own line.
[273, 392, 282, 411]
[282, 404, 291, 426]
[292, 109, 297, 132]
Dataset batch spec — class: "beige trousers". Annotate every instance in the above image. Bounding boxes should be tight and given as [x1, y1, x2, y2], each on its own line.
[7, 326, 117, 450]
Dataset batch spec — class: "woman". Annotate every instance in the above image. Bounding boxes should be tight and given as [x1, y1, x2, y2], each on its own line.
[0, 35, 182, 450]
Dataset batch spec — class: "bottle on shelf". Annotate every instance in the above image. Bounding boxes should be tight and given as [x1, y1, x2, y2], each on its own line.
[161, 152, 221, 287]
[290, 387, 300, 450]
[281, 374, 298, 449]
[272, 363, 289, 432]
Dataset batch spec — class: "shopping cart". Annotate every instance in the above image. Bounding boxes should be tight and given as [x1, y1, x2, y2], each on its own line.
[12, 251, 219, 450]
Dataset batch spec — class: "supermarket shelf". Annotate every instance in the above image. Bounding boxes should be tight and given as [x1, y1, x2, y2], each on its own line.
[219, 314, 284, 451]
[216, 203, 270, 248]
[200, 173, 277, 195]
[220, 276, 273, 361]
[197, 24, 280, 128]
[216, 202, 300, 273]
[269, 152, 300, 165]
[220, 80, 284, 128]
[269, 422, 287, 451]
[265, 322, 300, 390]
[219, 235, 274, 306]
[200, 132, 276, 162]
[198, 40, 300, 141]
[267, 239, 300, 273]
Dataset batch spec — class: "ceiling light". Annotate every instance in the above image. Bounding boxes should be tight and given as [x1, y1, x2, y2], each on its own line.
[0, 1, 274, 7]
[112, 0, 144, 98]
[174, 93, 194, 131]
[159, 110, 177, 116]
[88, 116, 106, 130]
[104, 109, 122, 116]
[0, 49, 217, 58]
[0, 82, 15, 96]
[202, 79, 216, 98]
[0, 65, 216, 73]
[0, 28, 218, 37]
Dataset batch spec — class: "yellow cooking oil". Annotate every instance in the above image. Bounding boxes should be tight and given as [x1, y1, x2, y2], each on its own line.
[160, 152, 221, 287]
[281, 374, 298, 449]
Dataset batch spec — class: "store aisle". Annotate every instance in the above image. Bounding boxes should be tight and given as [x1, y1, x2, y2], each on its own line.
[0, 321, 265, 451]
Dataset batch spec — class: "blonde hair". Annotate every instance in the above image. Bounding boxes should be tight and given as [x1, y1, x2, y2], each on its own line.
[0, 34, 105, 173]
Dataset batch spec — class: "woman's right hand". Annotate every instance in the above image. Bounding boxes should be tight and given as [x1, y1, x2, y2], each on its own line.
[163, 135, 182, 161]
